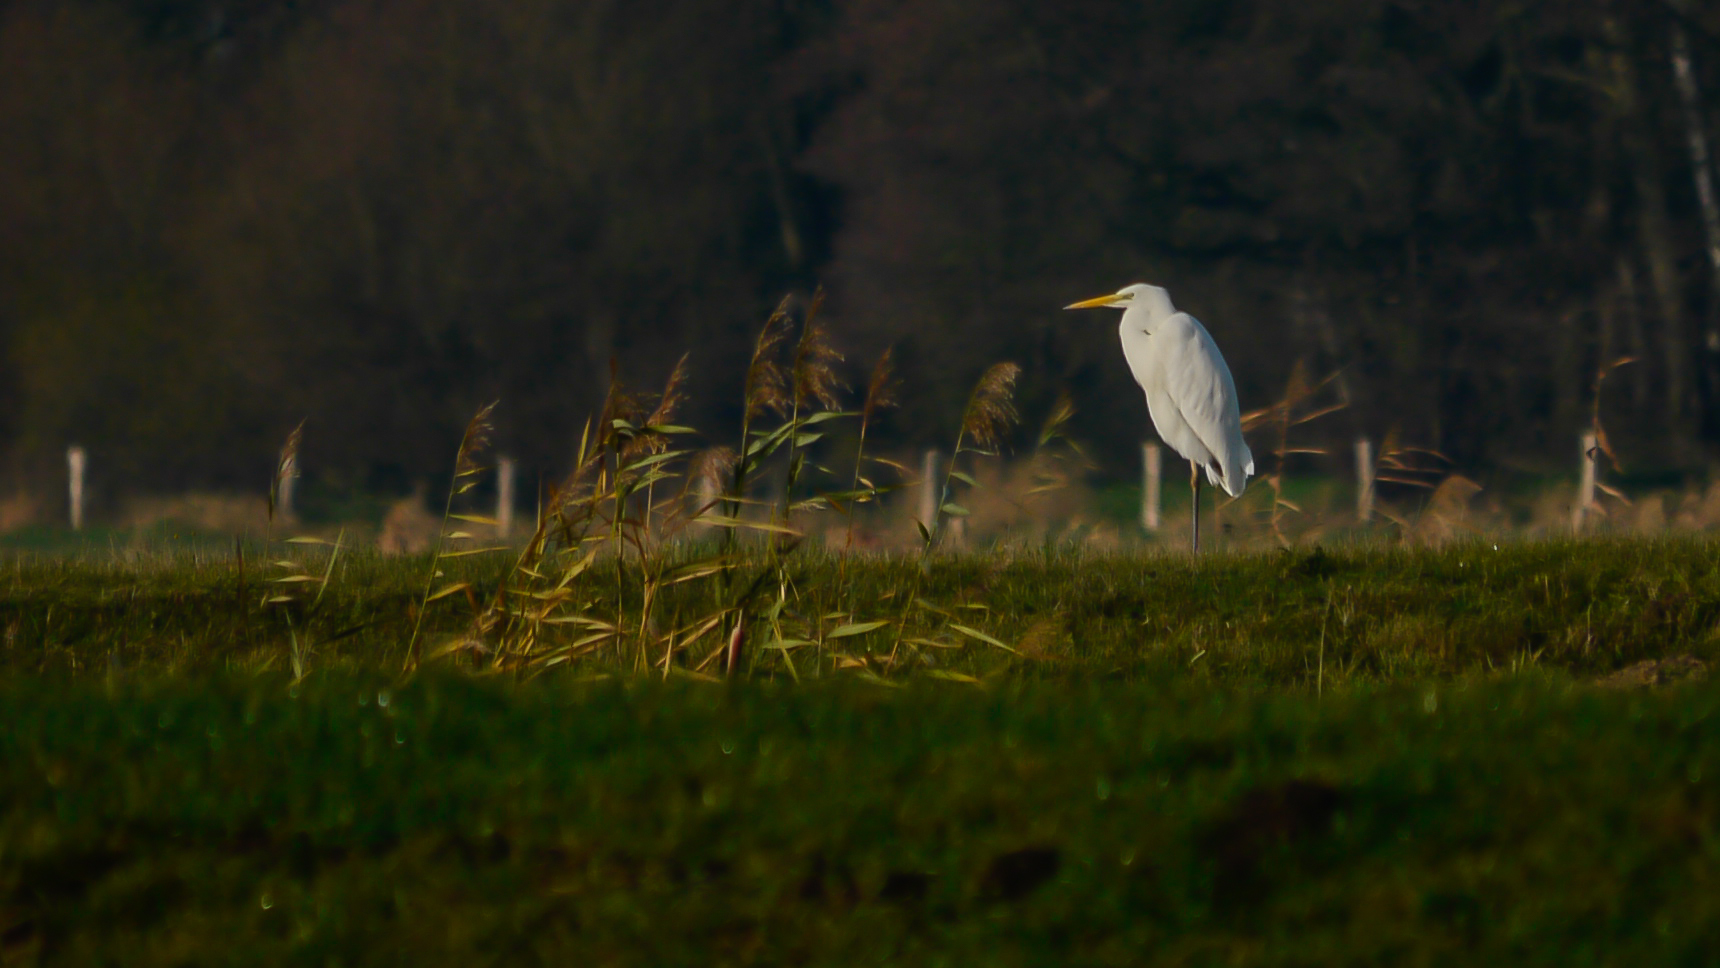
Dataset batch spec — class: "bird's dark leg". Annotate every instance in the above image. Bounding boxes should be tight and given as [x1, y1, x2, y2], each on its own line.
[1189, 462, 1201, 555]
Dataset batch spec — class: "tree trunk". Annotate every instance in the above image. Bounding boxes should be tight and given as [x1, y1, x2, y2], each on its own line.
[1671, 23, 1720, 316]
[1670, 21, 1720, 440]
[1604, 13, 1692, 454]
[1618, 255, 1649, 411]
[1597, 276, 1617, 375]
[1555, 306, 1582, 434]
[759, 123, 805, 271]
[1640, 170, 1688, 447]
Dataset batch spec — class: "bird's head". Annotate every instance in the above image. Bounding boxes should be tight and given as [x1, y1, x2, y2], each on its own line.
[1064, 283, 1174, 318]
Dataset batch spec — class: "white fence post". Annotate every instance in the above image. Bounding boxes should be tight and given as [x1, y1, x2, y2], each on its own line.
[67, 446, 85, 531]
[919, 449, 941, 534]
[1574, 431, 1597, 532]
[1141, 442, 1161, 530]
[1355, 437, 1374, 523]
[496, 457, 516, 539]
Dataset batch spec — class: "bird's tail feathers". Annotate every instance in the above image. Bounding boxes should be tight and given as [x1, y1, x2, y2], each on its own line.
[1211, 445, 1255, 499]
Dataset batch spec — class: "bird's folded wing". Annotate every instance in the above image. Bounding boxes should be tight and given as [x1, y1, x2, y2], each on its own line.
[1161, 313, 1249, 475]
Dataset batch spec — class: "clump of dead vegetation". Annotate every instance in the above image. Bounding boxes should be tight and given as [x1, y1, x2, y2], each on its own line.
[338, 288, 1040, 683]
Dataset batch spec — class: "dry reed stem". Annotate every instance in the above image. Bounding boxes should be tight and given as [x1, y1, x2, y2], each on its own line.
[468, 355, 708, 674]
[404, 400, 499, 672]
[889, 361, 1023, 669]
[1589, 356, 1637, 469]
[1234, 361, 1347, 545]
[844, 347, 899, 552]
[772, 289, 845, 555]
[1373, 430, 1449, 490]
[1019, 394, 1092, 508]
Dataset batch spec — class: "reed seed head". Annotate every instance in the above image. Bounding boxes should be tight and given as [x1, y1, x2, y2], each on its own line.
[269, 420, 305, 520]
[862, 346, 899, 425]
[744, 297, 794, 420]
[1036, 393, 1076, 448]
[961, 362, 1022, 451]
[690, 446, 737, 497]
[625, 354, 691, 459]
[454, 401, 498, 480]
[597, 360, 649, 441]
[275, 421, 303, 490]
[791, 289, 845, 412]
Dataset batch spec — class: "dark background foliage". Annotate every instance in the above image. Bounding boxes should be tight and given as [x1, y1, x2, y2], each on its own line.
[3, 0, 1719, 499]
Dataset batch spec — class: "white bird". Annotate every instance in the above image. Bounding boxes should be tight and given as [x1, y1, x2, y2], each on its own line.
[1065, 283, 1253, 553]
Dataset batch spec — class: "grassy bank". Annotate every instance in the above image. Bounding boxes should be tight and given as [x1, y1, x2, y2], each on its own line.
[5, 673, 1720, 964]
[2, 536, 1718, 685]
[5, 539, 1718, 962]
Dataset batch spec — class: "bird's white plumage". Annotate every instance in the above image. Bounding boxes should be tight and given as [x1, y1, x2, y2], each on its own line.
[1123, 306, 1253, 497]
[1070, 283, 1254, 498]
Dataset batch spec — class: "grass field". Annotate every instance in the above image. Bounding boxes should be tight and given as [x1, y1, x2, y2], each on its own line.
[4, 538, 1720, 963]
[3, 536, 1718, 685]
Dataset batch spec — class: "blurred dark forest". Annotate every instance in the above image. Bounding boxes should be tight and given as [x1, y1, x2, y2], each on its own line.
[5, 0, 1720, 502]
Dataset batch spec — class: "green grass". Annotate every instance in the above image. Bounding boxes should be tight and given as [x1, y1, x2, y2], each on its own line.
[4, 538, 1720, 962]
[0, 523, 244, 556]
[2, 536, 1717, 684]
[5, 673, 1720, 964]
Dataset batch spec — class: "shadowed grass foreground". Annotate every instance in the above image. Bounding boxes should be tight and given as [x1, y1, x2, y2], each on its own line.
[3, 537, 1718, 685]
[4, 673, 1720, 964]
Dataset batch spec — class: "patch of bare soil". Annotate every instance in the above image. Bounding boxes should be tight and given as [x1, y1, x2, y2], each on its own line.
[1597, 655, 1709, 689]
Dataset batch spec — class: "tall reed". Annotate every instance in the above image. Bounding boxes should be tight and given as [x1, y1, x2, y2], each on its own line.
[1239, 362, 1345, 545]
[401, 294, 1027, 684]
[887, 362, 1021, 669]
[404, 401, 499, 671]
[843, 347, 899, 551]
[775, 289, 843, 540]
[928, 361, 1021, 548]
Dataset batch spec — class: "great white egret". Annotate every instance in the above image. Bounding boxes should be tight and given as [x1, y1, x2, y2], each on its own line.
[1065, 283, 1253, 553]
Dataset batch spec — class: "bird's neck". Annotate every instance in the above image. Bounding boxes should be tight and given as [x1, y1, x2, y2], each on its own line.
[1119, 307, 1157, 339]
[1136, 288, 1175, 319]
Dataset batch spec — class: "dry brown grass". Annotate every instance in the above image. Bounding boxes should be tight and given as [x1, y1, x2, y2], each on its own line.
[377, 486, 438, 555]
[0, 493, 41, 532]
[1240, 362, 1347, 545]
[125, 493, 272, 535]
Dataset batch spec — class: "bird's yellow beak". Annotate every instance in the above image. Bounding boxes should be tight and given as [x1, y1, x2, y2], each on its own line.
[1064, 292, 1128, 310]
